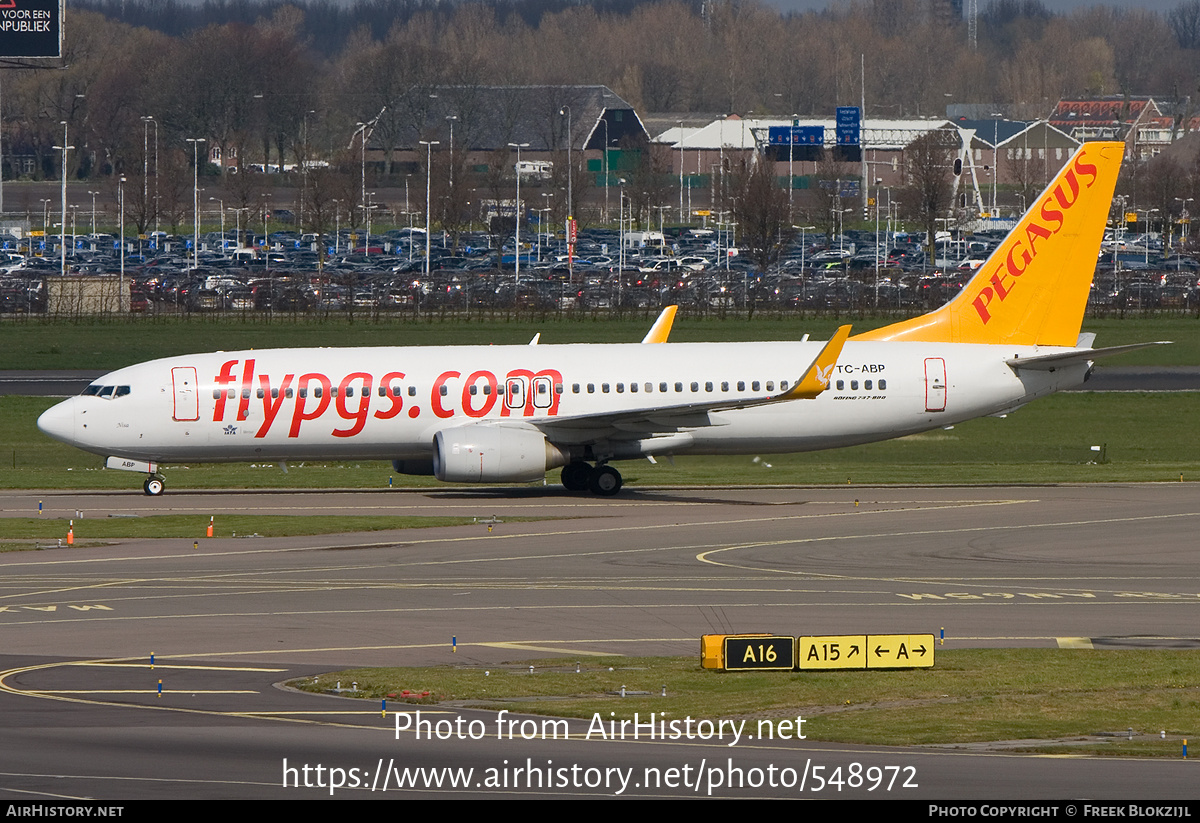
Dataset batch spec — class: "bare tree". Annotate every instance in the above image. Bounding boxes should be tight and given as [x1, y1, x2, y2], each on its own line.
[900, 129, 958, 259]
[731, 157, 793, 275]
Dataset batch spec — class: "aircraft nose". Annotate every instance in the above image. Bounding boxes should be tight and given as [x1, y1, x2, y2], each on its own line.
[37, 397, 77, 444]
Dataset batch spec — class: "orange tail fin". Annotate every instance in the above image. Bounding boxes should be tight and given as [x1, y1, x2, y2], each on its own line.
[855, 141, 1123, 347]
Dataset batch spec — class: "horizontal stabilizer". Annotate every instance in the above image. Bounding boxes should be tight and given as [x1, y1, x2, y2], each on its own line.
[1006, 342, 1172, 371]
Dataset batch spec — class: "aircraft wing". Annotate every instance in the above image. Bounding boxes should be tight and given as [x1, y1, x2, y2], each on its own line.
[536, 325, 851, 443]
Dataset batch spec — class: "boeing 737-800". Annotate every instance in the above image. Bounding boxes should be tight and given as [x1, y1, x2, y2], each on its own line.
[37, 141, 1161, 496]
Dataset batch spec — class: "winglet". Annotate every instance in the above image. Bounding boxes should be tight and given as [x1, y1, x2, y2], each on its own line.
[779, 324, 851, 400]
[641, 305, 678, 343]
[529, 333, 540, 346]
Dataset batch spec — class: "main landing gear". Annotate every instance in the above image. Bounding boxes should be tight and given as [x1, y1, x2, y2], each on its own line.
[143, 475, 165, 496]
[560, 461, 622, 496]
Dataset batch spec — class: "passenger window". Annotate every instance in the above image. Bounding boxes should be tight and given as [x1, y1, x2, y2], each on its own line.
[630, 383, 638, 392]
[879, 379, 887, 390]
[587, 383, 595, 393]
[272, 388, 280, 399]
[766, 381, 774, 391]
[752, 381, 761, 391]
[439, 385, 448, 396]
[645, 383, 652, 393]
[737, 381, 745, 391]
[602, 383, 610, 393]
[836, 380, 844, 390]
[851, 380, 859, 390]
[573, 383, 581, 393]
[865, 380, 872, 390]
[299, 388, 307, 399]
[285, 388, 293, 398]
[660, 382, 668, 392]
[690, 382, 699, 392]
[675, 382, 683, 392]
[781, 380, 789, 390]
[616, 383, 624, 393]
[721, 382, 729, 392]
[555, 383, 563, 394]
[257, 388, 264, 399]
[484, 384, 493, 396]
[408, 386, 416, 396]
[345, 387, 354, 397]
[469, 385, 478, 395]
[705, 382, 713, 392]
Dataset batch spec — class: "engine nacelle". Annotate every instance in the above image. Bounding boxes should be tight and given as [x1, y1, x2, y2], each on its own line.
[433, 425, 567, 483]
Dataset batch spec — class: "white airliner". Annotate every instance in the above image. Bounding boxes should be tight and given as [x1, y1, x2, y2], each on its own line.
[38, 141, 1161, 496]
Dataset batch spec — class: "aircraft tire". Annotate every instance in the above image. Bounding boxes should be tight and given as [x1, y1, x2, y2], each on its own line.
[561, 461, 592, 492]
[589, 465, 622, 496]
[143, 476, 165, 496]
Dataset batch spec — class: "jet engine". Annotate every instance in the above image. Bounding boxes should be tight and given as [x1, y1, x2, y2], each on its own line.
[433, 425, 568, 483]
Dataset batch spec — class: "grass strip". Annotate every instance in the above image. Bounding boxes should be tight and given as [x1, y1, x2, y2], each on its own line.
[0, 514, 511, 546]
[292, 650, 1200, 757]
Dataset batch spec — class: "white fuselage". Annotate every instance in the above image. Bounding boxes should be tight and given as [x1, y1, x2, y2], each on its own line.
[37, 340, 1088, 468]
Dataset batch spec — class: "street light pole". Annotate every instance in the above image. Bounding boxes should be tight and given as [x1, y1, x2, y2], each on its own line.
[509, 142, 529, 279]
[602, 119, 609, 222]
[118, 176, 126, 310]
[560, 105, 574, 282]
[53, 121, 73, 277]
[420, 140, 439, 279]
[678, 118, 685, 223]
[186, 138, 205, 269]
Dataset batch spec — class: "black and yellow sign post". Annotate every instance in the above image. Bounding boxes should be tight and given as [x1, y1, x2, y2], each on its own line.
[799, 634, 933, 671]
[722, 635, 796, 672]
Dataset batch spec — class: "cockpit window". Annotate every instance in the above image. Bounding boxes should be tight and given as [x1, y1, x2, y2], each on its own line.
[82, 384, 132, 399]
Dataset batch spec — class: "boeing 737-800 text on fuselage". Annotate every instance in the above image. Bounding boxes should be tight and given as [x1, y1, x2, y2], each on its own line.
[37, 142, 1161, 495]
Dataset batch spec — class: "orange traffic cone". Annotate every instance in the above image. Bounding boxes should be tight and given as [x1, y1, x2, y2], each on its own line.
[67, 520, 74, 546]
[206, 516, 213, 538]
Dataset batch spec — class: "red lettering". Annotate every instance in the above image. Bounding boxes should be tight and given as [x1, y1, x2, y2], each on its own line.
[432, 371, 460, 419]
[989, 268, 1014, 300]
[1039, 199, 1065, 234]
[462, 370, 498, 418]
[1024, 220, 1053, 257]
[373, 371, 405, 420]
[289, 373, 332, 437]
[501, 369, 564, 416]
[213, 359, 239, 422]
[333, 372, 374, 437]
[972, 285, 995, 324]
[1052, 169, 1081, 211]
[1073, 154, 1098, 187]
[237, 359, 255, 421]
[255, 373, 294, 437]
[1005, 240, 1031, 278]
